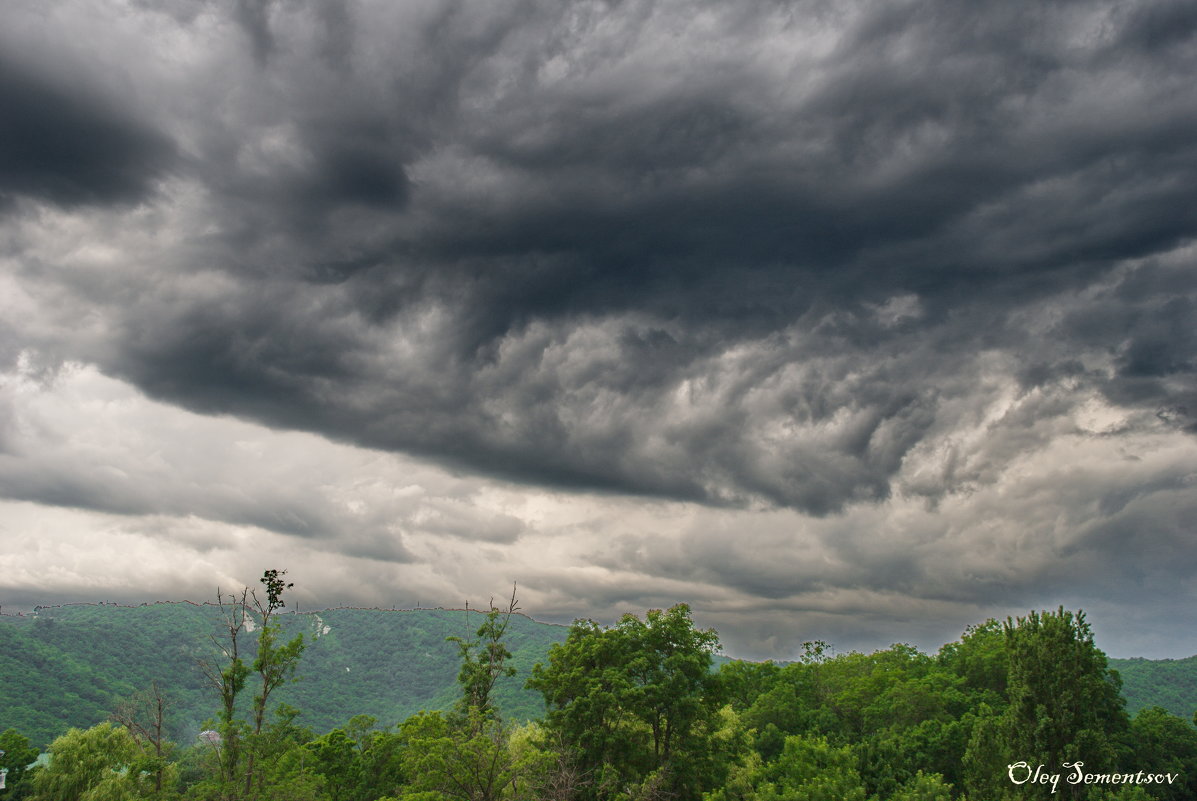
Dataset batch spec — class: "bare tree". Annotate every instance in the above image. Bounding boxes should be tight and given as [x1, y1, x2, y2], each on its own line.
[196, 587, 251, 797]
[110, 680, 173, 794]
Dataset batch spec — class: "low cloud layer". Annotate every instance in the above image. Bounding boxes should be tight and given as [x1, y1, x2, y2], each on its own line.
[2, 0, 1196, 658]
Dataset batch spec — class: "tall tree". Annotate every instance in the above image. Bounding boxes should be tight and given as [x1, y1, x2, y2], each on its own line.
[243, 570, 306, 798]
[1002, 607, 1128, 799]
[449, 586, 520, 723]
[397, 587, 542, 801]
[197, 587, 252, 797]
[195, 569, 306, 801]
[938, 619, 1008, 702]
[529, 604, 723, 801]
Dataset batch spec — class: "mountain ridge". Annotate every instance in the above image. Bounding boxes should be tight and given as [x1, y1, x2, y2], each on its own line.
[2, 602, 1193, 748]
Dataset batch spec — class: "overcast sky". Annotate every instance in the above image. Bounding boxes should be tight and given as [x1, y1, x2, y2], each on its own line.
[2, 0, 1196, 660]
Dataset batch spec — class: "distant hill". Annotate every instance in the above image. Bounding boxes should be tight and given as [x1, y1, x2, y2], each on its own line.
[0, 602, 568, 747]
[3, 603, 1194, 749]
[1109, 655, 1197, 719]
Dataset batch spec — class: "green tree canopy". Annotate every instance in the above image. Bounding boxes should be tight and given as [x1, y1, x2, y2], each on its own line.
[0, 728, 40, 800]
[529, 604, 722, 801]
[1001, 607, 1129, 799]
[1128, 706, 1197, 801]
[30, 722, 166, 801]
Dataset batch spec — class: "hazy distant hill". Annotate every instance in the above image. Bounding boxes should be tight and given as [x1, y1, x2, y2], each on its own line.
[0, 602, 568, 747]
[1109, 655, 1197, 719]
[3, 603, 1194, 748]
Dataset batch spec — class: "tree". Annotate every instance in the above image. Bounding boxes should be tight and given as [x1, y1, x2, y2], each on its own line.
[705, 734, 867, 801]
[449, 587, 520, 723]
[718, 660, 781, 712]
[197, 587, 252, 796]
[306, 729, 360, 801]
[0, 729, 39, 800]
[397, 710, 546, 801]
[240, 705, 326, 801]
[739, 663, 819, 762]
[1002, 607, 1128, 798]
[961, 702, 1016, 801]
[1128, 706, 1197, 801]
[938, 619, 1008, 702]
[195, 569, 307, 801]
[351, 722, 407, 801]
[396, 586, 544, 801]
[29, 723, 162, 801]
[110, 681, 175, 797]
[529, 604, 723, 801]
[243, 570, 306, 798]
[889, 770, 954, 801]
[306, 717, 406, 801]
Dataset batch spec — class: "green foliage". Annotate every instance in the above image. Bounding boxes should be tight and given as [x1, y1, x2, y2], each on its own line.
[306, 716, 406, 801]
[719, 734, 868, 801]
[1108, 655, 1197, 719]
[249, 610, 306, 730]
[259, 571, 293, 614]
[449, 589, 520, 720]
[735, 643, 971, 796]
[395, 710, 547, 801]
[0, 602, 567, 748]
[890, 770, 955, 801]
[737, 663, 818, 760]
[8, 599, 1189, 761]
[30, 722, 171, 801]
[391, 587, 558, 801]
[529, 604, 723, 801]
[0, 728, 40, 800]
[244, 706, 326, 801]
[1002, 607, 1129, 789]
[11, 597, 1197, 801]
[199, 572, 311, 800]
[306, 728, 361, 801]
[0, 619, 144, 747]
[1127, 706, 1197, 801]
[961, 702, 1013, 801]
[938, 619, 1008, 703]
[718, 660, 781, 713]
[1088, 788, 1156, 801]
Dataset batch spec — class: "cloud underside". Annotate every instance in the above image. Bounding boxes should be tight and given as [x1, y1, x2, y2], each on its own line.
[1, 362, 1193, 659]
[1, 0, 1197, 656]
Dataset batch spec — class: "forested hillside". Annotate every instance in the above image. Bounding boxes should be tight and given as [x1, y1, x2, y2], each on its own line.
[0, 602, 566, 747]
[1109, 656, 1197, 718]
[4, 602, 1196, 750]
[4, 596, 1197, 800]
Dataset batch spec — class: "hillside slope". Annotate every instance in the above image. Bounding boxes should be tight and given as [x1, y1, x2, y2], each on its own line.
[1109, 655, 1197, 719]
[4, 603, 1194, 749]
[0, 603, 568, 747]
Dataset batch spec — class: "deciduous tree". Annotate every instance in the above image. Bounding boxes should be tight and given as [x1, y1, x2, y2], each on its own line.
[30, 723, 164, 801]
[0, 728, 39, 800]
[529, 604, 723, 801]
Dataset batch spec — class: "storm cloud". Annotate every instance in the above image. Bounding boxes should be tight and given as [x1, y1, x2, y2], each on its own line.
[2, 0, 1196, 658]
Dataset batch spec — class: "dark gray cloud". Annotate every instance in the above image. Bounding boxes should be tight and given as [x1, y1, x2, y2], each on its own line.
[5, 0, 1194, 514]
[0, 53, 175, 208]
[2, 0, 1197, 657]
[2, 0, 1197, 512]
